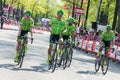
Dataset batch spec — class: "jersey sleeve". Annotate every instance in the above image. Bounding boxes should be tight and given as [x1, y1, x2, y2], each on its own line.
[111, 32, 115, 40]
[101, 31, 104, 39]
[49, 18, 53, 25]
[20, 17, 25, 26]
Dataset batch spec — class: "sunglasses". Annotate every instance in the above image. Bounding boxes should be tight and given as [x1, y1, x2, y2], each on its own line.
[26, 14, 31, 17]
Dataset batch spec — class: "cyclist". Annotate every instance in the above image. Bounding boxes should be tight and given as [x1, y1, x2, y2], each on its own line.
[59, 17, 76, 55]
[97, 25, 114, 59]
[14, 10, 34, 62]
[47, 10, 65, 63]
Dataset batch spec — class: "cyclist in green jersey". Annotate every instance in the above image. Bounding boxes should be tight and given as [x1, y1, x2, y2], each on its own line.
[47, 10, 65, 63]
[57, 17, 76, 56]
[97, 25, 115, 58]
[14, 10, 34, 62]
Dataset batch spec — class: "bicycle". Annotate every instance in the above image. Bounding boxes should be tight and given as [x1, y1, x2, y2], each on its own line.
[17, 36, 33, 68]
[95, 45, 114, 75]
[58, 39, 73, 69]
[48, 41, 59, 73]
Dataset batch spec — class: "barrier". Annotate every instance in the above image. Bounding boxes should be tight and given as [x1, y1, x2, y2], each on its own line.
[75, 38, 120, 62]
[87, 40, 94, 52]
[81, 40, 88, 50]
[78, 39, 83, 48]
[2, 24, 49, 34]
[116, 46, 120, 61]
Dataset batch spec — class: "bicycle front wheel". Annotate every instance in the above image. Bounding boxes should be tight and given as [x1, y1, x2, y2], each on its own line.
[62, 50, 68, 70]
[95, 57, 101, 72]
[51, 51, 58, 73]
[66, 48, 73, 67]
[101, 57, 109, 75]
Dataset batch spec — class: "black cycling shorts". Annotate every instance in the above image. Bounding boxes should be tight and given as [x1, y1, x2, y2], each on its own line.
[20, 30, 29, 37]
[49, 34, 60, 43]
[102, 40, 111, 48]
[63, 35, 69, 41]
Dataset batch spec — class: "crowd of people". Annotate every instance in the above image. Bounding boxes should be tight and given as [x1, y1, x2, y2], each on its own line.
[74, 26, 120, 46]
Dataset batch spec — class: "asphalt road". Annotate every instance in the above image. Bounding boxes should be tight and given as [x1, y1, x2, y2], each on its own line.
[0, 29, 120, 80]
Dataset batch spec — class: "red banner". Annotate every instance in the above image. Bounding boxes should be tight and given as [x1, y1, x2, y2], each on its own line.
[74, 7, 84, 15]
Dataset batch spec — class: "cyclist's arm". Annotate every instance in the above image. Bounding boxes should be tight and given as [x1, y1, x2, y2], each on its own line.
[30, 20, 34, 38]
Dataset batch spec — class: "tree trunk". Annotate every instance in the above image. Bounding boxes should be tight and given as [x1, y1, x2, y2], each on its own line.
[112, 0, 119, 30]
[96, 0, 102, 22]
[116, 1, 120, 33]
[84, 0, 90, 28]
[78, 0, 83, 27]
[0, 0, 2, 16]
[72, 2, 75, 18]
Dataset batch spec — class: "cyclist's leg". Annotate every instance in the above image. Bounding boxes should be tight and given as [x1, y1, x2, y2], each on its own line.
[103, 40, 110, 65]
[104, 40, 110, 56]
[97, 42, 104, 57]
[25, 34, 29, 52]
[58, 35, 68, 55]
[14, 37, 21, 62]
[47, 34, 55, 63]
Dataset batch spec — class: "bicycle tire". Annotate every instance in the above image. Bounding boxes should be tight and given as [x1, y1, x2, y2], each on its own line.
[51, 51, 58, 73]
[101, 57, 109, 75]
[67, 49, 73, 67]
[62, 50, 68, 70]
[95, 58, 101, 72]
[18, 44, 25, 68]
[17, 45, 23, 65]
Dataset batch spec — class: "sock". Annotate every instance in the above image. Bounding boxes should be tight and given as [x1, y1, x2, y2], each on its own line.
[58, 49, 61, 55]
[97, 51, 100, 57]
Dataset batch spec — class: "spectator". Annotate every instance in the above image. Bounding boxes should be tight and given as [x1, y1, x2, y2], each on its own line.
[94, 32, 100, 41]
[115, 34, 120, 46]
[89, 31, 94, 40]
[1, 15, 6, 29]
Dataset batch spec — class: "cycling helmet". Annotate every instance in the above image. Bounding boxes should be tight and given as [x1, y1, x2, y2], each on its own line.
[106, 25, 112, 30]
[25, 10, 31, 16]
[57, 10, 64, 16]
[67, 17, 74, 24]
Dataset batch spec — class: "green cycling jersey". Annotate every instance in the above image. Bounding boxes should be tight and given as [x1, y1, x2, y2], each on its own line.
[49, 18, 65, 35]
[101, 30, 114, 41]
[62, 24, 75, 35]
[20, 17, 34, 31]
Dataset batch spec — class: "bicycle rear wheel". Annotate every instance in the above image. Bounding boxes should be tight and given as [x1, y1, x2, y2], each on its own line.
[95, 57, 101, 72]
[101, 57, 109, 75]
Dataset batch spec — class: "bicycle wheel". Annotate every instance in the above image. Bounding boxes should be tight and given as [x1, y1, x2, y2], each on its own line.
[66, 48, 73, 67]
[58, 52, 63, 67]
[51, 51, 58, 73]
[48, 59, 52, 70]
[95, 57, 101, 72]
[17, 45, 23, 65]
[101, 57, 109, 75]
[62, 50, 68, 70]
[18, 45, 25, 68]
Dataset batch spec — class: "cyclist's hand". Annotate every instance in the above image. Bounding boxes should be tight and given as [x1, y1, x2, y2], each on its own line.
[31, 37, 34, 44]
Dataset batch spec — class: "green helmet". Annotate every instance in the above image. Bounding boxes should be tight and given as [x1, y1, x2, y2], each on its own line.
[68, 18, 74, 24]
[25, 10, 31, 16]
[57, 10, 64, 16]
[106, 25, 112, 30]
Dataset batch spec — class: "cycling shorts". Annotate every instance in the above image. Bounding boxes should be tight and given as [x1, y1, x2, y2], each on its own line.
[63, 35, 70, 41]
[18, 30, 29, 41]
[102, 40, 111, 48]
[49, 34, 60, 43]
